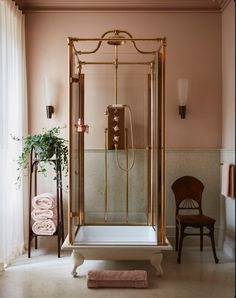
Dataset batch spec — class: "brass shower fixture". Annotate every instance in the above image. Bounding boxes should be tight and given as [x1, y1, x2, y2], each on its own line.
[107, 30, 126, 46]
[67, 30, 167, 243]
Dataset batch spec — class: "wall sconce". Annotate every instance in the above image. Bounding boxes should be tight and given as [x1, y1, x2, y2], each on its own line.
[177, 78, 189, 119]
[44, 77, 55, 119]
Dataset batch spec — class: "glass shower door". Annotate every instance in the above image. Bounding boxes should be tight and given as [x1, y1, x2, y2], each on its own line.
[83, 65, 150, 225]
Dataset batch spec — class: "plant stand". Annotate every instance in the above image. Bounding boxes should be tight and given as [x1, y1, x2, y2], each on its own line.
[28, 148, 64, 258]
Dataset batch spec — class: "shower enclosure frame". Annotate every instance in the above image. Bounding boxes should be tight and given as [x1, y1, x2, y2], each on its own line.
[63, 30, 171, 277]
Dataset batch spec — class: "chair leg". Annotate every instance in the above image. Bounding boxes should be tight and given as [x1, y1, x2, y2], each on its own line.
[28, 235, 31, 258]
[57, 228, 61, 258]
[200, 227, 203, 251]
[175, 223, 179, 251]
[177, 226, 184, 264]
[57, 238, 61, 258]
[35, 236, 38, 249]
[209, 226, 219, 264]
[61, 224, 63, 243]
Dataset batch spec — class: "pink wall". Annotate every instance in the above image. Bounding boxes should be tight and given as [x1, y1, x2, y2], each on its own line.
[25, 11, 222, 148]
[222, 1, 235, 150]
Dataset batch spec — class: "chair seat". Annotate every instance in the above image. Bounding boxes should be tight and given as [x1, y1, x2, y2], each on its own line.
[176, 214, 216, 227]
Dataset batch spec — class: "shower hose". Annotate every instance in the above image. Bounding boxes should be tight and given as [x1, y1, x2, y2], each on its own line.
[114, 104, 135, 172]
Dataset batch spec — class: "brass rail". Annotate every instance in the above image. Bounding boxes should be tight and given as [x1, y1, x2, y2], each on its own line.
[79, 61, 152, 65]
[125, 128, 129, 223]
[72, 38, 164, 42]
[67, 39, 73, 245]
[104, 128, 108, 222]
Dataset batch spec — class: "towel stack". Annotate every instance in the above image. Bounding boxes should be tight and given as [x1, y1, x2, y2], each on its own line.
[31, 193, 57, 235]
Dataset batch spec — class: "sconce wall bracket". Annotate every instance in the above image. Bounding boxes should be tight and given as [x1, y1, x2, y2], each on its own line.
[46, 105, 54, 119]
[179, 105, 186, 119]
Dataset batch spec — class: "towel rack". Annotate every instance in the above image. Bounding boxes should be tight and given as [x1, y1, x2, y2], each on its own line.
[28, 147, 64, 258]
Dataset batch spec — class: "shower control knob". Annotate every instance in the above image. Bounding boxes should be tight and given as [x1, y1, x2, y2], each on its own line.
[113, 135, 119, 142]
[76, 118, 89, 133]
[113, 116, 119, 122]
[113, 125, 120, 132]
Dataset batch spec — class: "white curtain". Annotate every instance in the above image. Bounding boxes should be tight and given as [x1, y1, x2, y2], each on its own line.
[0, 0, 27, 270]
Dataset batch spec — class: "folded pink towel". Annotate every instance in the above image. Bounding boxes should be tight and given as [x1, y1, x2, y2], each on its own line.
[32, 219, 57, 235]
[221, 163, 235, 198]
[221, 163, 230, 196]
[87, 270, 148, 288]
[32, 193, 56, 209]
[31, 208, 57, 221]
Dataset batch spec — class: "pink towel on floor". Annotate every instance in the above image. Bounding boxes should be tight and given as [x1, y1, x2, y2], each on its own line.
[87, 270, 148, 288]
[32, 219, 57, 235]
[31, 208, 57, 221]
[221, 163, 235, 198]
[32, 193, 56, 209]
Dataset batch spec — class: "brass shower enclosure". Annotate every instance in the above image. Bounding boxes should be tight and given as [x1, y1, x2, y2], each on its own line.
[67, 29, 167, 246]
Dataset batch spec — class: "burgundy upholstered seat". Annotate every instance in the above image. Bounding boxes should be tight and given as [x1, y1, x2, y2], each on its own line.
[176, 214, 216, 226]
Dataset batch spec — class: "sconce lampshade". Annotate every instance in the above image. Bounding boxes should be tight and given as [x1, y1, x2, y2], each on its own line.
[44, 77, 54, 106]
[44, 77, 55, 118]
[177, 78, 188, 119]
[177, 78, 188, 106]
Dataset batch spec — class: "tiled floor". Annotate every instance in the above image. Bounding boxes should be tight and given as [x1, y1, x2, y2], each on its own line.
[0, 242, 235, 298]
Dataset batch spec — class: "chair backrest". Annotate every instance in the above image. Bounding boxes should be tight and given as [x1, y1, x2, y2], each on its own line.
[171, 176, 204, 215]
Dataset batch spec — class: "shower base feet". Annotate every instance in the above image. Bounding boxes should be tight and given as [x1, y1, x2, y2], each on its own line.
[150, 252, 163, 276]
[71, 250, 84, 277]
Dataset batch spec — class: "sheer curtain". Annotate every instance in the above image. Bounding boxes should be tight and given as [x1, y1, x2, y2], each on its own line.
[0, 0, 27, 270]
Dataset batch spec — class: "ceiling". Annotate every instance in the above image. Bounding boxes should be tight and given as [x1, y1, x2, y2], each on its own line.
[15, 0, 231, 12]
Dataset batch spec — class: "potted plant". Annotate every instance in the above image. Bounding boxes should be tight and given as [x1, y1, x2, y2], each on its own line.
[12, 126, 68, 187]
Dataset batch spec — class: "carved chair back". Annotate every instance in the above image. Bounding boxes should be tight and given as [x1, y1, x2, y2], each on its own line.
[171, 176, 204, 216]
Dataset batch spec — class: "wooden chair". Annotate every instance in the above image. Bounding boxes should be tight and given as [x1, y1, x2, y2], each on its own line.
[171, 176, 219, 264]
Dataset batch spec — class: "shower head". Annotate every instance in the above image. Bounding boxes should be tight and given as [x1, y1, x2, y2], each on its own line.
[107, 32, 126, 46]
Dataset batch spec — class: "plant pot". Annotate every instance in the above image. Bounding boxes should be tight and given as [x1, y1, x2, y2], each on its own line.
[34, 146, 55, 160]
